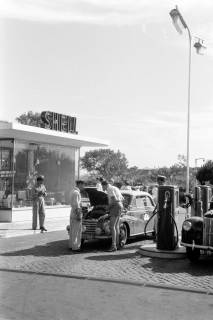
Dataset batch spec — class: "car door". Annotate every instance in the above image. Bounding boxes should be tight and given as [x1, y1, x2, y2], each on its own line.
[123, 196, 139, 235]
[143, 195, 155, 232]
[131, 195, 147, 235]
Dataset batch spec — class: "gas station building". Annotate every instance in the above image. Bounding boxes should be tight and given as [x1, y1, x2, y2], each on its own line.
[0, 116, 108, 222]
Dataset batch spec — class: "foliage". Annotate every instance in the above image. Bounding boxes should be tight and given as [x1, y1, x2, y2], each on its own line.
[15, 112, 199, 190]
[80, 149, 128, 180]
[196, 160, 213, 185]
[176, 154, 187, 168]
[16, 111, 42, 127]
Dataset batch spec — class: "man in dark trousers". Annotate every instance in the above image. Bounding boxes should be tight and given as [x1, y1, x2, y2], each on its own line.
[101, 180, 124, 251]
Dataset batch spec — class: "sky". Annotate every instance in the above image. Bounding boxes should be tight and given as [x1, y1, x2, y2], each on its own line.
[0, 0, 213, 169]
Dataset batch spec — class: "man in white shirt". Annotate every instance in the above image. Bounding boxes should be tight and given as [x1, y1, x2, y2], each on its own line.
[96, 177, 103, 191]
[69, 180, 84, 251]
[101, 180, 124, 251]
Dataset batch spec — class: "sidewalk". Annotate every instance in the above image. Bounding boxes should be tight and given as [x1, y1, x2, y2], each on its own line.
[1, 269, 213, 320]
[0, 206, 70, 238]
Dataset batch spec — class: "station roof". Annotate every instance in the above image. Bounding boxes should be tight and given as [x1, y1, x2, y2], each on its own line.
[0, 121, 109, 148]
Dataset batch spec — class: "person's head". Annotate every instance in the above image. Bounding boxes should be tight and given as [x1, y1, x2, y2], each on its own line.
[37, 175, 44, 185]
[96, 177, 103, 183]
[101, 179, 109, 192]
[76, 180, 84, 191]
[157, 175, 166, 186]
[109, 178, 114, 185]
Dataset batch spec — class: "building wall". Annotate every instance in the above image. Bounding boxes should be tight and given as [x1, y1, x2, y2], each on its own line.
[0, 138, 78, 213]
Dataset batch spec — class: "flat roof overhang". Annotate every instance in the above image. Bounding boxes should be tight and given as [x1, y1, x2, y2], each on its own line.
[0, 122, 109, 148]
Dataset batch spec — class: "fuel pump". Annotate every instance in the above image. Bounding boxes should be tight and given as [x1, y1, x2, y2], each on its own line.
[192, 186, 202, 217]
[157, 185, 179, 250]
[200, 185, 212, 215]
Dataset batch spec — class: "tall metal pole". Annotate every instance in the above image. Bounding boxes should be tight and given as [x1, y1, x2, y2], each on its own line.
[186, 27, 192, 194]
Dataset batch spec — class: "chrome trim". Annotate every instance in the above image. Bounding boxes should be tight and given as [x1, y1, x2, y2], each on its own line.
[181, 241, 213, 251]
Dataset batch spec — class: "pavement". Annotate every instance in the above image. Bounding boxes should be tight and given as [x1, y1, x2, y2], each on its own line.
[0, 206, 70, 238]
[1, 269, 213, 320]
[0, 209, 213, 319]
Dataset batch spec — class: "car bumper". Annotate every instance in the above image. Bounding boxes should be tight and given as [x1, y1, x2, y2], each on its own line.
[82, 233, 111, 240]
[181, 241, 213, 251]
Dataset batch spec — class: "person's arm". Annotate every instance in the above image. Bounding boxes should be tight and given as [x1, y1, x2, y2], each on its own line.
[98, 213, 109, 221]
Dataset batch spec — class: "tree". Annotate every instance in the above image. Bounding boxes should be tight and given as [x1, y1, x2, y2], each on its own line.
[80, 149, 128, 180]
[16, 111, 42, 127]
[196, 160, 213, 185]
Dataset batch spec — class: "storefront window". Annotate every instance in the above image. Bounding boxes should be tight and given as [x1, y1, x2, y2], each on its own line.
[0, 139, 14, 209]
[13, 141, 76, 207]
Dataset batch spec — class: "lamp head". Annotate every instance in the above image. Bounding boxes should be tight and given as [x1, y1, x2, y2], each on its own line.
[194, 39, 206, 55]
[169, 7, 187, 34]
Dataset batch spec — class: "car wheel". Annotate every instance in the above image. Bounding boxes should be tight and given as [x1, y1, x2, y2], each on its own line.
[119, 223, 128, 247]
[186, 247, 200, 262]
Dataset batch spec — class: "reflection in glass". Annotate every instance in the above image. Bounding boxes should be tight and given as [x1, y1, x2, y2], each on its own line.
[13, 141, 76, 207]
[0, 140, 14, 209]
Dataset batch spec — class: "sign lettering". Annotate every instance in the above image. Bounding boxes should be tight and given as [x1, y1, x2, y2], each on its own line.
[41, 111, 77, 134]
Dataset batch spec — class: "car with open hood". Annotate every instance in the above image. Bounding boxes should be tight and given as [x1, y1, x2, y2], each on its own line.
[67, 187, 156, 248]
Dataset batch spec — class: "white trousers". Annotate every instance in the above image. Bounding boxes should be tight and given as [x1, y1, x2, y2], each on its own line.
[69, 215, 82, 250]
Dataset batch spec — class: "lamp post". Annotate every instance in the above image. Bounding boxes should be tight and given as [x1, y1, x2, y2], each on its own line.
[169, 6, 206, 194]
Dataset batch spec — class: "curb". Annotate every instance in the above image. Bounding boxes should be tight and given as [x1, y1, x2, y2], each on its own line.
[0, 267, 212, 296]
[138, 244, 186, 259]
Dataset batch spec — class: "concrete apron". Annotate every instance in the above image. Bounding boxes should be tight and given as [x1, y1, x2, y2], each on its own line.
[139, 242, 186, 259]
[0, 206, 70, 238]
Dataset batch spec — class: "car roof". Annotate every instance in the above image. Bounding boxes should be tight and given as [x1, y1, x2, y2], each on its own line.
[121, 190, 153, 198]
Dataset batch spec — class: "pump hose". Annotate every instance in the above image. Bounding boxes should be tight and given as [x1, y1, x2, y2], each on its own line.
[144, 204, 179, 248]
[167, 211, 179, 249]
[144, 204, 158, 238]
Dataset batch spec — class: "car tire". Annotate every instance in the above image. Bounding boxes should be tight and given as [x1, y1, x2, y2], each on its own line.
[186, 247, 200, 262]
[119, 223, 128, 247]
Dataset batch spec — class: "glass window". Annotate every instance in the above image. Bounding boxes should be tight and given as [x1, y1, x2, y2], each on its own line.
[13, 140, 77, 207]
[0, 139, 14, 209]
[145, 196, 154, 207]
[136, 196, 145, 209]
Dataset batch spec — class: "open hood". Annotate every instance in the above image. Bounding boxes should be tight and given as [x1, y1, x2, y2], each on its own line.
[84, 187, 108, 206]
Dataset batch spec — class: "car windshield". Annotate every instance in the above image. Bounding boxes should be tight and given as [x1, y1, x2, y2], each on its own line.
[122, 194, 132, 208]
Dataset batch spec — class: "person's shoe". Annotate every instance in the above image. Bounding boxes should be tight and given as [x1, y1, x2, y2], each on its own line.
[72, 249, 81, 253]
[107, 247, 117, 252]
[40, 227, 47, 232]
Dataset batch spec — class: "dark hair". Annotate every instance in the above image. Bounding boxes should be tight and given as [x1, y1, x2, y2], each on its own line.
[101, 180, 108, 186]
[157, 175, 166, 183]
[37, 175, 44, 181]
[76, 180, 84, 185]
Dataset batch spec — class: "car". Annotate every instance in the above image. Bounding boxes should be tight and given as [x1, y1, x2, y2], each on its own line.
[67, 187, 156, 249]
[181, 211, 213, 262]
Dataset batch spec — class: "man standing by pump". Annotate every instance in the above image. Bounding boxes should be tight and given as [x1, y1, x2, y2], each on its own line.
[152, 175, 166, 204]
[101, 180, 124, 252]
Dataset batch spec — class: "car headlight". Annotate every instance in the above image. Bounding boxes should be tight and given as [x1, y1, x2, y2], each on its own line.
[103, 221, 111, 235]
[95, 227, 102, 235]
[82, 225, 87, 232]
[182, 221, 192, 231]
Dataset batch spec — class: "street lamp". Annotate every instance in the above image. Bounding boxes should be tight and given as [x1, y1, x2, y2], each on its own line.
[169, 6, 206, 194]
